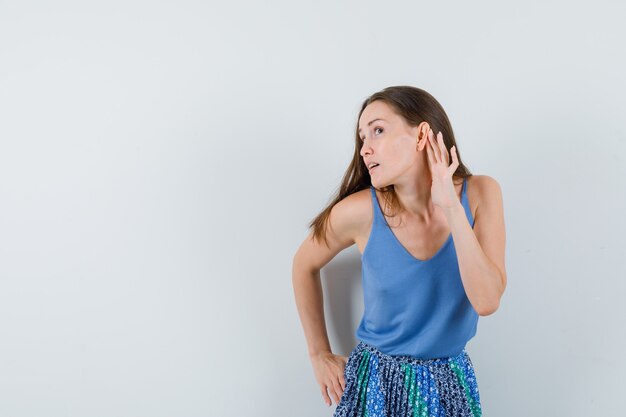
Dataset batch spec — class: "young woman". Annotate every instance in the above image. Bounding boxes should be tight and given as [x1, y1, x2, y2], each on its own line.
[292, 86, 506, 416]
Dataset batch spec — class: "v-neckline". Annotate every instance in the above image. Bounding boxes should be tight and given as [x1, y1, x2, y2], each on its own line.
[372, 179, 465, 263]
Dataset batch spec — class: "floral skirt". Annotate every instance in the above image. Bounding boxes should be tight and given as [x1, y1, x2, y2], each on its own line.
[333, 341, 482, 417]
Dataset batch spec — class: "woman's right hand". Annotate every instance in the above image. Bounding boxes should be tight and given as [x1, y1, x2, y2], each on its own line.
[310, 351, 349, 407]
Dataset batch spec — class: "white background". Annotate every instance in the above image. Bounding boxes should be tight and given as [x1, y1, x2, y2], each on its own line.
[1, 0, 624, 416]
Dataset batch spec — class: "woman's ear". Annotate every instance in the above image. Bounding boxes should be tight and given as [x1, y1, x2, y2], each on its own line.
[416, 123, 430, 151]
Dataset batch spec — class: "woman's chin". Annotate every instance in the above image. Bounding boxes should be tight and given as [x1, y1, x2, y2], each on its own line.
[371, 179, 391, 188]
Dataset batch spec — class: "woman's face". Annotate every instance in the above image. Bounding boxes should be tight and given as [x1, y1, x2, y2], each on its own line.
[358, 100, 428, 188]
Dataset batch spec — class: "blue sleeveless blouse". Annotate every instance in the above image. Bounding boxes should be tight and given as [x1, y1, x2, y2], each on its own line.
[355, 177, 479, 359]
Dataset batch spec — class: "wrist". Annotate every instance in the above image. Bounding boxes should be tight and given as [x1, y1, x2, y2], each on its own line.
[309, 349, 332, 359]
[442, 201, 464, 216]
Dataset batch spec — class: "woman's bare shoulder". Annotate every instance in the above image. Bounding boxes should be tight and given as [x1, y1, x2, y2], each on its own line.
[467, 174, 502, 214]
[332, 187, 374, 236]
[294, 188, 373, 271]
[470, 174, 501, 186]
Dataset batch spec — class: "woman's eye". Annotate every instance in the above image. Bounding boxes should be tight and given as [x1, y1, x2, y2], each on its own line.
[360, 127, 383, 142]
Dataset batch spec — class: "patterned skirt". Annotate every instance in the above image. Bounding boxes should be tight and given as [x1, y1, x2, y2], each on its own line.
[333, 341, 482, 417]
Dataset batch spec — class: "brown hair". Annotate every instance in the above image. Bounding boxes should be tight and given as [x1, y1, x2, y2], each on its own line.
[308, 85, 473, 248]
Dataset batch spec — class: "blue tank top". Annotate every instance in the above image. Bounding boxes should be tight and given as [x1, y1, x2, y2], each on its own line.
[355, 177, 478, 359]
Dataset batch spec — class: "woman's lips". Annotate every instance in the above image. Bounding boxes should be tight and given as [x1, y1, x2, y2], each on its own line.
[369, 165, 379, 173]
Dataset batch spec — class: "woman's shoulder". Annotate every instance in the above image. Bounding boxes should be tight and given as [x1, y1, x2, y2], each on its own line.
[330, 187, 375, 242]
[467, 174, 501, 194]
[466, 174, 503, 215]
[336, 186, 374, 218]
[467, 174, 499, 186]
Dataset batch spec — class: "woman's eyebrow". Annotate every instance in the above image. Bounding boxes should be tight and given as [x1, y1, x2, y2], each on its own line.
[358, 118, 386, 134]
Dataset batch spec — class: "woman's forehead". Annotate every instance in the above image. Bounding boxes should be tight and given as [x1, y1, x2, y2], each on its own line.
[359, 103, 395, 130]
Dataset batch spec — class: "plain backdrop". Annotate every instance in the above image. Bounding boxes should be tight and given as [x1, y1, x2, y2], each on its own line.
[1, 0, 625, 416]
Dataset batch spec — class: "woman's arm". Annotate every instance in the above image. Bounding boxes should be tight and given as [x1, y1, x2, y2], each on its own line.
[443, 175, 507, 316]
[291, 195, 365, 406]
[291, 194, 365, 357]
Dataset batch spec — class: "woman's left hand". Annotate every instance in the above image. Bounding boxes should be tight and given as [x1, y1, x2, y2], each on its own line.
[425, 129, 459, 210]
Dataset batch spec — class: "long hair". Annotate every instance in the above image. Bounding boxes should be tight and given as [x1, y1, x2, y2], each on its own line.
[308, 85, 473, 248]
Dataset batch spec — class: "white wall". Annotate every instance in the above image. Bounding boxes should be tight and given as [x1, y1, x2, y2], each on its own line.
[1, 0, 624, 416]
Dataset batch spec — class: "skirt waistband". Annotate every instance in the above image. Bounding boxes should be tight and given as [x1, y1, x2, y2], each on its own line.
[354, 340, 469, 367]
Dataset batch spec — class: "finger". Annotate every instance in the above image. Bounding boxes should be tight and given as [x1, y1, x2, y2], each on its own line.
[335, 376, 344, 394]
[431, 133, 441, 164]
[339, 373, 346, 390]
[328, 383, 340, 405]
[425, 137, 434, 167]
[331, 379, 343, 403]
[321, 386, 332, 406]
[429, 129, 441, 162]
[330, 378, 343, 402]
[436, 131, 447, 165]
[437, 132, 449, 165]
[449, 145, 459, 172]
